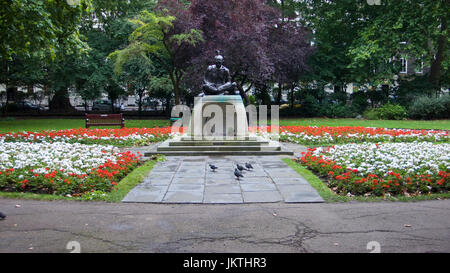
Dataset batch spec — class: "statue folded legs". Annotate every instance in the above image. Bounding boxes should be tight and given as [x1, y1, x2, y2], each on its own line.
[199, 51, 239, 96]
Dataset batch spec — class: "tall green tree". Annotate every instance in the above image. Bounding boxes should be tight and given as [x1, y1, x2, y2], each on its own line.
[71, 0, 157, 111]
[347, 0, 449, 91]
[298, 0, 368, 101]
[119, 58, 153, 117]
[109, 9, 203, 105]
[299, 0, 449, 94]
[0, 0, 91, 109]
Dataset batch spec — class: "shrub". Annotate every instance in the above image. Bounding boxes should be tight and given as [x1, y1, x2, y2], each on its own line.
[363, 104, 407, 120]
[324, 104, 357, 118]
[409, 94, 450, 120]
[376, 103, 407, 120]
[297, 95, 323, 117]
[350, 91, 369, 113]
[363, 108, 379, 120]
[391, 76, 436, 106]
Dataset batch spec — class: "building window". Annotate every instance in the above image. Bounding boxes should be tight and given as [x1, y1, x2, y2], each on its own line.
[400, 56, 408, 74]
[415, 56, 424, 74]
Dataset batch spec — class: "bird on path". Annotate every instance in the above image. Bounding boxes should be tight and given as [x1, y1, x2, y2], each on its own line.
[234, 168, 244, 180]
[209, 164, 219, 172]
[236, 164, 246, 172]
[0, 212, 6, 220]
[245, 163, 253, 170]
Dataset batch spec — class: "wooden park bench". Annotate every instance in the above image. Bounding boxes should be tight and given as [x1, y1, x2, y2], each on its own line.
[85, 113, 125, 129]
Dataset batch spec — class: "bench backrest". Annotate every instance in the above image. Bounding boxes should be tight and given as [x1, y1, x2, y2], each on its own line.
[85, 114, 124, 127]
[86, 113, 123, 120]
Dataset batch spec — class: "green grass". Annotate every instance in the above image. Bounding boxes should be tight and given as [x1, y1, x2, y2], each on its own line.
[102, 158, 160, 202]
[0, 118, 170, 133]
[0, 157, 161, 202]
[0, 191, 79, 201]
[0, 117, 448, 133]
[278, 118, 450, 130]
[282, 158, 450, 203]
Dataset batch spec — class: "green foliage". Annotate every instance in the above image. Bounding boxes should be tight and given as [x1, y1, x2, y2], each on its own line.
[362, 108, 379, 120]
[81, 190, 108, 201]
[299, 95, 323, 117]
[376, 104, 407, 120]
[350, 91, 370, 113]
[109, 10, 203, 104]
[408, 95, 450, 120]
[345, 0, 449, 88]
[363, 104, 407, 120]
[298, 0, 449, 91]
[0, 0, 92, 61]
[324, 104, 357, 119]
[248, 95, 257, 105]
[391, 76, 437, 106]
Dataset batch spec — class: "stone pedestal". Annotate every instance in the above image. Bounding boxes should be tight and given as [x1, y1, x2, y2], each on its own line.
[151, 95, 292, 156]
[188, 95, 248, 140]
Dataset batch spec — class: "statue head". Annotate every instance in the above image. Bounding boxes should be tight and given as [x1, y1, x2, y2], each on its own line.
[214, 50, 224, 68]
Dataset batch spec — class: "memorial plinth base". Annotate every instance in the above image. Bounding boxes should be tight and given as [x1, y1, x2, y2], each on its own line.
[149, 95, 292, 156]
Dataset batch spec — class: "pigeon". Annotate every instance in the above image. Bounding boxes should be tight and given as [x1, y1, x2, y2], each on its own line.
[209, 164, 219, 172]
[234, 168, 244, 180]
[236, 164, 246, 172]
[245, 163, 253, 170]
[0, 212, 6, 220]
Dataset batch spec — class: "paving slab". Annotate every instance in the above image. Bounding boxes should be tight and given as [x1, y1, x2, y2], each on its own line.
[204, 184, 241, 194]
[242, 191, 283, 203]
[272, 177, 310, 185]
[167, 184, 204, 192]
[147, 179, 172, 186]
[205, 178, 239, 185]
[239, 177, 273, 184]
[122, 186, 168, 203]
[122, 155, 324, 203]
[171, 177, 205, 184]
[146, 172, 175, 180]
[162, 191, 204, 203]
[240, 183, 278, 192]
[203, 193, 244, 204]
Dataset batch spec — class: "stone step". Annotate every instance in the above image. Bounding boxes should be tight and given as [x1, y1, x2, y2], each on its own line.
[180, 136, 258, 141]
[144, 150, 293, 156]
[169, 140, 269, 146]
[157, 145, 281, 152]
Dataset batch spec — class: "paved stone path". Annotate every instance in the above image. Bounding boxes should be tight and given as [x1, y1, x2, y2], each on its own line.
[122, 156, 323, 204]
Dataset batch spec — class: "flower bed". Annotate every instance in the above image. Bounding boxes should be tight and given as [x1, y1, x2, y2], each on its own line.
[279, 126, 449, 145]
[1, 126, 448, 147]
[0, 127, 172, 146]
[0, 141, 142, 196]
[298, 142, 450, 197]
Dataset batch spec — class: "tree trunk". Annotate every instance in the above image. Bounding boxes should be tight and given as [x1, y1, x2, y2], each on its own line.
[236, 83, 250, 105]
[138, 89, 143, 120]
[49, 88, 75, 111]
[290, 84, 295, 109]
[276, 80, 283, 105]
[169, 72, 181, 106]
[6, 86, 17, 104]
[333, 85, 347, 104]
[428, 15, 446, 92]
[173, 84, 180, 105]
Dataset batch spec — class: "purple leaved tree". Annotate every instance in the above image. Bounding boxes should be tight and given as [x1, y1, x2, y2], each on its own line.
[157, 0, 313, 105]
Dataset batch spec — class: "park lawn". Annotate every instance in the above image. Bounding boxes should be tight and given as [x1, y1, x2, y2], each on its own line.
[278, 118, 450, 130]
[0, 118, 170, 133]
[0, 117, 449, 133]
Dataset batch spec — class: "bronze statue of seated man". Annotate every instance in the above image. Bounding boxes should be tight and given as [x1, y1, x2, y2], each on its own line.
[200, 51, 239, 96]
